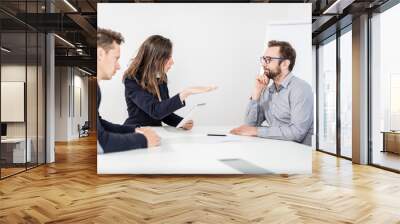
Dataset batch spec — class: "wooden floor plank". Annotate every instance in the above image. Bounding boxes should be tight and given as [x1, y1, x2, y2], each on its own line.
[1, 134, 400, 223]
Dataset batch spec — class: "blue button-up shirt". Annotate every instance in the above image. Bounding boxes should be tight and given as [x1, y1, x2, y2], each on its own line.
[245, 73, 314, 145]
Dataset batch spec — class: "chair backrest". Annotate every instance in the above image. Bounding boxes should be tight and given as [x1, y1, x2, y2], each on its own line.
[82, 121, 90, 129]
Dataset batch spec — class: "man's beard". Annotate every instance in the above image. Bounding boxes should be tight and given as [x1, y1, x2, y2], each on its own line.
[264, 67, 281, 80]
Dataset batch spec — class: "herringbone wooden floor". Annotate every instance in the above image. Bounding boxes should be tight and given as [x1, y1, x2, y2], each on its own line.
[1, 134, 400, 224]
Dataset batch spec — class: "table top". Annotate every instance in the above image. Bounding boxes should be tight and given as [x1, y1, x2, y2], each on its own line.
[381, 131, 400, 134]
[97, 126, 312, 174]
[1, 137, 27, 143]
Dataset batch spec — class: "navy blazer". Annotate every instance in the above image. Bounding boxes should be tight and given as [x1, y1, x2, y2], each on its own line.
[97, 84, 147, 153]
[124, 76, 185, 127]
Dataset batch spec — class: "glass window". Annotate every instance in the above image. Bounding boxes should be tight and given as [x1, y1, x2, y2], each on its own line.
[38, 32, 45, 165]
[371, 3, 400, 171]
[340, 28, 352, 158]
[0, 1, 46, 179]
[27, 31, 38, 169]
[1, 31, 28, 178]
[318, 37, 337, 154]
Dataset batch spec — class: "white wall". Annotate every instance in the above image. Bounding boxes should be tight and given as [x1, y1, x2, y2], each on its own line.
[1, 65, 32, 138]
[98, 3, 312, 126]
[72, 73, 89, 138]
[55, 67, 89, 141]
[1, 65, 26, 139]
[55, 67, 68, 141]
[1, 64, 46, 163]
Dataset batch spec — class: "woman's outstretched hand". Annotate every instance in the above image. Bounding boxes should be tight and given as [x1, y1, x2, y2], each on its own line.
[179, 85, 217, 101]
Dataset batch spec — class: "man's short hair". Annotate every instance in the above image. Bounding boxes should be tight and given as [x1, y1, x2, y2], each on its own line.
[268, 40, 296, 71]
[97, 28, 124, 51]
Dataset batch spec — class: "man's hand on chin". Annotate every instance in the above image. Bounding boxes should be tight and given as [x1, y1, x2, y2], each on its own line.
[230, 125, 257, 136]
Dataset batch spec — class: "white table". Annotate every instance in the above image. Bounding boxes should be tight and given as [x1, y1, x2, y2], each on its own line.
[97, 126, 312, 174]
[1, 138, 32, 163]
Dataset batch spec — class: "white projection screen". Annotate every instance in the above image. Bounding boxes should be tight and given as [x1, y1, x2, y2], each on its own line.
[1, 81, 25, 122]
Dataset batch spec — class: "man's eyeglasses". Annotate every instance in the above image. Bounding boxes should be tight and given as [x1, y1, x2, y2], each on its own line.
[260, 56, 286, 64]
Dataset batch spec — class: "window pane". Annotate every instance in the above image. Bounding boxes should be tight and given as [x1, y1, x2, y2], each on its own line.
[1, 30, 28, 177]
[318, 38, 337, 154]
[38, 32, 45, 165]
[27, 31, 38, 169]
[340, 29, 352, 158]
[371, 3, 400, 171]
[27, 0, 39, 170]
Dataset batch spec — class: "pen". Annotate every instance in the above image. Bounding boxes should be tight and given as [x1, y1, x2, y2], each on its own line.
[207, 134, 227, 136]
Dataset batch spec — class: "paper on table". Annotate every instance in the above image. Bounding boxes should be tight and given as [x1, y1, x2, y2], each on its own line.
[211, 135, 249, 143]
[176, 103, 206, 128]
[163, 135, 248, 144]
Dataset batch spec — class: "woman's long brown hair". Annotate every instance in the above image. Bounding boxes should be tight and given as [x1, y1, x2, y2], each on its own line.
[124, 35, 172, 100]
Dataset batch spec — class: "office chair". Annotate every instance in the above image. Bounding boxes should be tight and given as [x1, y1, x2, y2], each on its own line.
[78, 121, 90, 138]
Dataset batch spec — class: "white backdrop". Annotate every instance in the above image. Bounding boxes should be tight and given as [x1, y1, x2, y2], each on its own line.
[98, 3, 312, 126]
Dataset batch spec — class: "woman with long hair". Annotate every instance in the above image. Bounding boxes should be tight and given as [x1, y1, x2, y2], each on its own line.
[123, 35, 216, 130]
